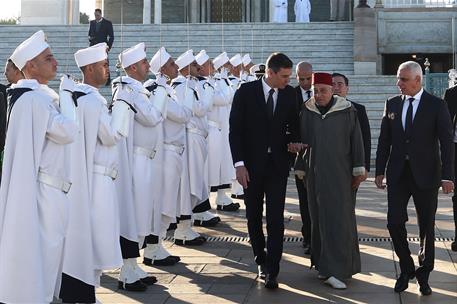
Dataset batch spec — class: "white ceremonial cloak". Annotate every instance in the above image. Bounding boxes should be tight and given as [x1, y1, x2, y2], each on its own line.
[145, 78, 191, 229]
[295, 0, 311, 23]
[0, 80, 77, 303]
[173, 76, 208, 211]
[112, 76, 138, 243]
[59, 84, 99, 292]
[130, 80, 164, 238]
[272, 0, 288, 23]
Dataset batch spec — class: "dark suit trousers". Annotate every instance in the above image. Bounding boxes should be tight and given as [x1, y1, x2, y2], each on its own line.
[295, 175, 311, 243]
[245, 155, 288, 277]
[387, 161, 438, 279]
[452, 143, 457, 237]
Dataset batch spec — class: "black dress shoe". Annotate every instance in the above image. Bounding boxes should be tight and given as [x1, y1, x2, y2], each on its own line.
[117, 279, 148, 292]
[216, 202, 240, 211]
[264, 274, 279, 289]
[418, 282, 432, 296]
[140, 275, 157, 285]
[175, 236, 207, 246]
[394, 272, 415, 293]
[143, 255, 180, 266]
[451, 240, 457, 252]
[258, 264, 267, 280]
[193, 216, 221, 227]
[231, 194, 245, 200]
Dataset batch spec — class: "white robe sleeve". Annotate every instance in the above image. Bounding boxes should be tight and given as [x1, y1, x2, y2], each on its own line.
[167, 97, 192, 124]
[98, 107, 123, 146]
[46, 103, 78, 145]
[133, 91, 163, 127]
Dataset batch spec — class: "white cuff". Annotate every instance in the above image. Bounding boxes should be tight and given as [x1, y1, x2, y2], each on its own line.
[352, 166, 365, 176]
[234, 161, 245, 168]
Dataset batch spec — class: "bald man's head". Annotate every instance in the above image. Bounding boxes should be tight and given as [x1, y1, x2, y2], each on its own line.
[296, 61, 313, 91]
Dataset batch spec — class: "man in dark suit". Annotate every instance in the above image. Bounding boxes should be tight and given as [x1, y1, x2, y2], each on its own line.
[375, 61, 454, 296]
[88, 8, 114, 85]
[229, 53, 302, 289]
[293, 61, 313, 254]
[88, 9, 114, 50]
[332, 73, 371, 172]
[443, 83, 457, 252]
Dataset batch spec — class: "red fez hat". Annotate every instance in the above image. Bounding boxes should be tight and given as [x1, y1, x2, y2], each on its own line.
[312, 72, 333, 86]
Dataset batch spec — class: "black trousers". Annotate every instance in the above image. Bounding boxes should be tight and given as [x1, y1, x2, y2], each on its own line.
[120, 236, 140, 259]
[245, 156, 288, 277]
[452, 143, 457, 238]
[387, 161, 438, 280]
[295, 175, 311, 244]
[59, 273, 96, 303]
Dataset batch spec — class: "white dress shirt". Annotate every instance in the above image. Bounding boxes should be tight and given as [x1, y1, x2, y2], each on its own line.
[300, 87, 313, 101]
[401, 88, 423, 130]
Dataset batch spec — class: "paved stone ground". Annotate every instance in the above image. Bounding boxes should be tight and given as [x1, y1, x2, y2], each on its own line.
[95, 177, 457, 304]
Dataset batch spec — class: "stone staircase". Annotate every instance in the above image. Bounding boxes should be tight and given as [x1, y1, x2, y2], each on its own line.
[0, 22, 399, 169]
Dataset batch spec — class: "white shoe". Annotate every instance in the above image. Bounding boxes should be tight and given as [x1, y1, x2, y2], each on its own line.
[174, 219, 206, 245]
[144, 242, 172, 260]
[231, 180, 244, 196]
[317, 274, 327, 280]
[119, 259, 140, 284]
[216, 190, 234, 206]
[324, 276, 347, 289]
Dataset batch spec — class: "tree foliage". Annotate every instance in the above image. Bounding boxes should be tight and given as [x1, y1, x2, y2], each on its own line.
[0, 17, 18, 25]
[80, 12, 89, 24]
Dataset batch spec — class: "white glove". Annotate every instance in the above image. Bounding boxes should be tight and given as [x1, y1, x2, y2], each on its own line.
[155, 74, 169, 87]
[60, 74, 75, 92]
[59, 75, 78, 123]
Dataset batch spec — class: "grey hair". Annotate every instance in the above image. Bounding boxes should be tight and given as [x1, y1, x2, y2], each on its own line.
[398, 61, 423, 82]
[296, 61, 312, 73]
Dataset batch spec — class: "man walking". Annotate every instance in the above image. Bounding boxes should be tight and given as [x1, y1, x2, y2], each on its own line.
[376, 61, 454, 296]
[229, 52, 302, 289]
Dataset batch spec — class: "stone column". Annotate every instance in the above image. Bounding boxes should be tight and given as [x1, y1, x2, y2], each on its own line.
[143, 0, 151, 24]
[154, 0, 162, 24]
[253, 0, 262, 22]
[353, 6, 377, 74]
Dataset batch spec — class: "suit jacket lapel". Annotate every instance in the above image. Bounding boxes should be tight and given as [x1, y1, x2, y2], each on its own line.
[396, 96, 406, 136]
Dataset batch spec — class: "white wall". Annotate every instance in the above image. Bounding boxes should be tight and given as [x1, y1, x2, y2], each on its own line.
[21, 0, 80, 25]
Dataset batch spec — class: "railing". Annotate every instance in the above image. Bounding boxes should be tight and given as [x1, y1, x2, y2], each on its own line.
[381, 0, 456, 7]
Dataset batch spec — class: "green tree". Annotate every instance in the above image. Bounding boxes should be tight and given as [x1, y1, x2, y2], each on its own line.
[80, 12, 89, 24]
[0, 17, 18, 25]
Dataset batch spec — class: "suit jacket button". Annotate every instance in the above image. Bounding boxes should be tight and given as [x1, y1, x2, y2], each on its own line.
[406, 139, 410, 143]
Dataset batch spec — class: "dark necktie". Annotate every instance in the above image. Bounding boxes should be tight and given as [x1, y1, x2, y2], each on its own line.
[306, 90, 311, 100]
[405, 97, 414, 139]
[267, 88, 275, 121]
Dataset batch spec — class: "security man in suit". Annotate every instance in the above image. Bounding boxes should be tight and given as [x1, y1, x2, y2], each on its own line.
[443, 77, 457, 252]
[375, 61, 454, 296]
[229, 53, 303, 289]
[332, 72, 371, 173]
[293, 61, 313, 255]
[88, 8, 114, 85]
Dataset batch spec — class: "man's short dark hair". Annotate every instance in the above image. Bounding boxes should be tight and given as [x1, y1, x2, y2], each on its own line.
[332, 72, 349, 86]
[266, 53, 293, 73]
[95, 8, 102, 14]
